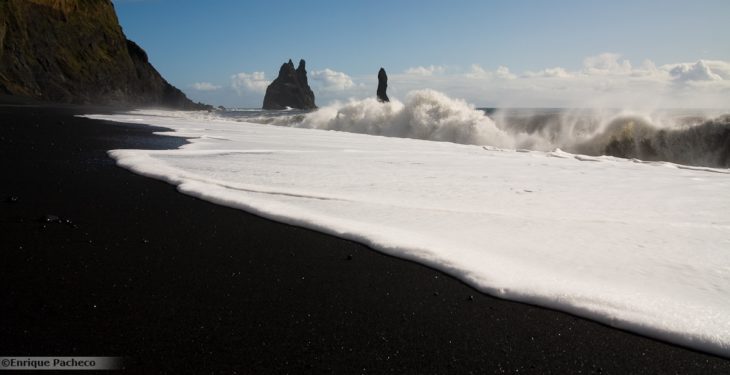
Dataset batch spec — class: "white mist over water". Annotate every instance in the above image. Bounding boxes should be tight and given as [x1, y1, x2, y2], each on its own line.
[224, 89, 730, 168]
[84, 103, 730, 358]
[295, 90, 513, 147]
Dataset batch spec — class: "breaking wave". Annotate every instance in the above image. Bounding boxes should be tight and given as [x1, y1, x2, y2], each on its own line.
[231, 89, 730, 168]
[237, 89, 513, 147]
[493, 109, 730, 168]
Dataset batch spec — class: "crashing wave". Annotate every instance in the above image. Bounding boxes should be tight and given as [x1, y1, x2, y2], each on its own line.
[492, 109, 730, 168]
[293, 89, 514, 147]
[235, 90, 730, 168]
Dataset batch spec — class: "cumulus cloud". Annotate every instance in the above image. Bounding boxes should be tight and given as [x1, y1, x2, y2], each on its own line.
[405, 65, 446, 76]
[582, 53, 633, 75]
[466, 64, 489, 78]
[703, 60, 730, 79]
[524, 67, 572, 78]
[667, 60, 724, 82]
[626, 59, 664, 78]
[495, 66, 516, 79]
[310, 68, 355, 90]
[191, 82, 221, 91]
[203, 54, 729, 108]
[465, 65, 515, 79]
[388, 54, 730, 108]
[230, 72, 270, 94]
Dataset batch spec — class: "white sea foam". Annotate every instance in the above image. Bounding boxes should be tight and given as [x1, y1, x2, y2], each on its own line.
[83, 103, 730, 358]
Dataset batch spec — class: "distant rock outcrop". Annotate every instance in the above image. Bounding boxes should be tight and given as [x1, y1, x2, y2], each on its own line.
[0, 0, 209, 109]
[377, 68, 389, 102]
[262, 59, 316, 110]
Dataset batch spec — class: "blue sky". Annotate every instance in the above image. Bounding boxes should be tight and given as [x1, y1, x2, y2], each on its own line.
[113, 0, 730, 108]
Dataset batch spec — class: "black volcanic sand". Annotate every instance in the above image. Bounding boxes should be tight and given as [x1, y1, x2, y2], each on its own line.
[1, 103, 728, 374]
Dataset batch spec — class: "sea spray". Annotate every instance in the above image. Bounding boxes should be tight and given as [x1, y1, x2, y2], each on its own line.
[231, 90, 730, 168]
[296, 90, 514, 147]
[491, 109, 730, 167]
[140, 89, 730, 168]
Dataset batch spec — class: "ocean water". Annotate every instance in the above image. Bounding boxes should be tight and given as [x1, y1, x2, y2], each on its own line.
[83, 89, 730, 357]
[220, 90, 730, 168]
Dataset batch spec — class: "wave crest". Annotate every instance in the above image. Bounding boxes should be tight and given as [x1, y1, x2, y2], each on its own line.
[295, 89, 514, 147]
[231, 90, 729, 168]
[493, 110, 730, 168]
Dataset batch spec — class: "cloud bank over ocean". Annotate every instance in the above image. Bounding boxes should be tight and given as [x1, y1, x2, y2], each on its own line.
[193, 53, 730, 108]
[386, 54, 730, 109]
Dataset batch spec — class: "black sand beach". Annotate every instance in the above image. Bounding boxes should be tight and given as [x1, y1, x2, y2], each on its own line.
[1, 103, 729, 374]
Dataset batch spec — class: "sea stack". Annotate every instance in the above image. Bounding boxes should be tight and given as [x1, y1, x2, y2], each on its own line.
[377, 68, 389, 102]
[262, 59, 316, 110]
[0, 0, 208, 109]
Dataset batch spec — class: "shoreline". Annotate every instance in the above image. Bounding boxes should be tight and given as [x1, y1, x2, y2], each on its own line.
[1, 102, 728, 373]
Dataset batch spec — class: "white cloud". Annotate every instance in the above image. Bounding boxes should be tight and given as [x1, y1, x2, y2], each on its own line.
[405, 65, 446, 76]
[703, 60, 730, 79]
[667, 60, 724, 82]
[390, 55, 730, 107]
[627, 59, 666, 78]
[194, 55, 730, 108]
[524, 67, 572, 78]
[466, 64, 489, 78]
[310, 68, 355, 90]
[495, 66, 517, 79]
[465, 65, 515, 79]
[230, 72, 270, 94]
[191, 82, 221, 91]
[582, 53, 632, 75]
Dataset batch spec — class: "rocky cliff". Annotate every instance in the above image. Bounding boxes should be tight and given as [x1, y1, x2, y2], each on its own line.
[262, 59, 316, 110]
[0, 0, 207, 109]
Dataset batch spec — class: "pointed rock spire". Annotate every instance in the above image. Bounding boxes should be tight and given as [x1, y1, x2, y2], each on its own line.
[263, 58, 316, 110]
[377, 68, 389, 102]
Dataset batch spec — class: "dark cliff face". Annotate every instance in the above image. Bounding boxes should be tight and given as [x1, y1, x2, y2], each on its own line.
[0, 0, 208, 109]
[377, 68, 389, 102]
[262, 59, 316, 110]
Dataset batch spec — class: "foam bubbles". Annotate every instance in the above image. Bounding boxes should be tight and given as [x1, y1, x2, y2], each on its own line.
[84, 109, 730, 357]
